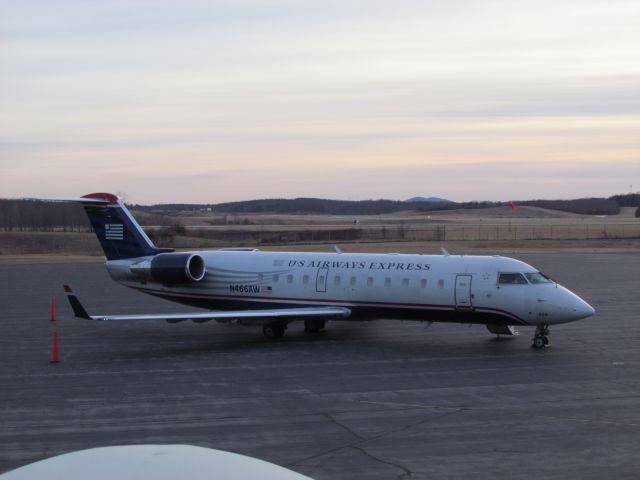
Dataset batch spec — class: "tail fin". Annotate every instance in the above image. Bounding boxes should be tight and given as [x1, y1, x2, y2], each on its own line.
[79, 193, 172, 260]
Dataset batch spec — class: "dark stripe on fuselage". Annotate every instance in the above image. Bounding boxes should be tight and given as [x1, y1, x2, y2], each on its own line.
[130, 286, 528, 326]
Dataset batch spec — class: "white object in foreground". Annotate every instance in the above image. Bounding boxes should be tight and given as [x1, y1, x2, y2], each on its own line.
[0, 444, 312, 480]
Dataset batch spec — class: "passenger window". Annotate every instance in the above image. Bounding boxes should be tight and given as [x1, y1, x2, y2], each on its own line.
[367, 277, 374, 287]
[287, 274, 293, 284]
[350, 276, 356, 286]
[273, 274, 279, 283]
[334, 276, 341, 286]
[438, 280, 444, 289]
[385, 277, 391, 287]
[420, 279, 427, 288]
[303, 275, 309, 284]
[402, 278, 409, 287]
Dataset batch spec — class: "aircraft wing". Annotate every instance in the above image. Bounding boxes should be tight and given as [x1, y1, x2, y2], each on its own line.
[63, 286, 351, 322]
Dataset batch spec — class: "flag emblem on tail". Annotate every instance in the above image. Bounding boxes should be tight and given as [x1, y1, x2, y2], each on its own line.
[105, 224, 124, 240]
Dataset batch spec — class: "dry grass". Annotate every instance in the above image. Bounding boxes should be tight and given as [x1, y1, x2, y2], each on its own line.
[164, 205, 640, 227]
[0, 254, 104, 264]
[2, 207, 638, 264]
[255, 239, 640, 255]
[0, 232, 102, 255]
[1, 238, 638, 265]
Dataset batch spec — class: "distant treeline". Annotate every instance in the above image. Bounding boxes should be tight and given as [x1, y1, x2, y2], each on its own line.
[516, 198, 620, 216]
[0, 200, 90, 232]
[147, 196, 635, 216]
[134, 203, 215, 213]
[2, 193, 639, 231]
[414, 201, 503, 212]
[139, 198, 412, 215]
[211, 198, 411, 215]
[610, 193, 640, 207]
[146, 198, 508, 215]
[208, 194, 640, 216]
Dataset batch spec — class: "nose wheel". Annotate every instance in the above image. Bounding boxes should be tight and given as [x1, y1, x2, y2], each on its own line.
[532, 324, 550, 349]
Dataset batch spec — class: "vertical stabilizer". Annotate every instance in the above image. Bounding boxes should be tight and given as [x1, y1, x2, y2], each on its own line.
[80, 193, 171, 260]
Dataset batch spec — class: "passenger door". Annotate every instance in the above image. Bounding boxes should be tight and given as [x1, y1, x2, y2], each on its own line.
[455, 274, 473, 310]
[316, 267, 328, 293]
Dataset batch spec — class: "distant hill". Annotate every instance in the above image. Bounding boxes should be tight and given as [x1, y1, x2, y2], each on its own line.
[405, 196, 453, 203]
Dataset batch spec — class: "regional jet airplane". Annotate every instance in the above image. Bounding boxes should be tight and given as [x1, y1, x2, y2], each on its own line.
[55, 193, 594, 349]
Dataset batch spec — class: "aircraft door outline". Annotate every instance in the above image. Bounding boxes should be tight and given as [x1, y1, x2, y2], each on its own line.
[316, 267, 329, 293]
[455, 274, 473, 310]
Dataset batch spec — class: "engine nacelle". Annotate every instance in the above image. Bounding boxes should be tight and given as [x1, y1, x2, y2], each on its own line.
[130, 253, 206, 284]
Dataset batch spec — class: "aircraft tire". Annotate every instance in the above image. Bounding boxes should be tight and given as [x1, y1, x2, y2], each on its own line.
[263, 323, 285, 339]
[304, 319, 326, 333]
[532, 336, 546, 349]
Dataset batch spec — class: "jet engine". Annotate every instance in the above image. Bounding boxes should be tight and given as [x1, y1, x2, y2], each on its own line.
[130, 253, 206, 284]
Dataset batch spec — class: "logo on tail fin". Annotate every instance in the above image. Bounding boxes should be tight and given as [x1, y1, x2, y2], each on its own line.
[105, 224, 124, 240]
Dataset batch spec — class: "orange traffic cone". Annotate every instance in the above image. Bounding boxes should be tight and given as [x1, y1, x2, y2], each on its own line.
[51, 329, 59, 364]
[50, 296, 56, 322]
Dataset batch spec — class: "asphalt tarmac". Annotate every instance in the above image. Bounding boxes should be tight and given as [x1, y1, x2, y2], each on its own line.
[1, 252, 639, 479]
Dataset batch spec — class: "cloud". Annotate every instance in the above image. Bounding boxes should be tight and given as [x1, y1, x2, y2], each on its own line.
[1, 0, 639, 202]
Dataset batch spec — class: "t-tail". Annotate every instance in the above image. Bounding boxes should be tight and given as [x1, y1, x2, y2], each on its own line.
[78, 193, 172, 260]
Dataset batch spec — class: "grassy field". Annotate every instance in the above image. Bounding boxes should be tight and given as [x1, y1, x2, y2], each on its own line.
[174, 205, 640, 226]
[144, 206, 640, 246]
[1, 205, 638, 263]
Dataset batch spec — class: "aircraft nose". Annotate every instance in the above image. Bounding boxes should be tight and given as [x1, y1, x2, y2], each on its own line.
[572, 297, 595, 320]
[561, 291, 595, 322]
[547, 287, 595, 323]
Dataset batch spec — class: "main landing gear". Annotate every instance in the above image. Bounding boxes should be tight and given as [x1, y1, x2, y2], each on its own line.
[532, 324, 550, 349]
[262, 319, 327, 339]
[304, 319, 326, 334]
[263, 323, 286, 339]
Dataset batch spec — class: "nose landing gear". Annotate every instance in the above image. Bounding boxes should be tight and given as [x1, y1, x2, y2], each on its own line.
[532, 324, 550, 349]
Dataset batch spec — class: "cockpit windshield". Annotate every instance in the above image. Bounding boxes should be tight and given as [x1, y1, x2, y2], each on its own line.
[498, 273, 528, 285]
[525, 272, 553, 284]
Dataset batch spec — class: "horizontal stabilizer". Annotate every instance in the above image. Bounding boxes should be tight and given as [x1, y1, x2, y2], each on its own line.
[27, 196, 112, 205]
[63, 286, 351, 322]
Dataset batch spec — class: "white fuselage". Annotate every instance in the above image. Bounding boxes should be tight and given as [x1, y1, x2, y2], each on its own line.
[106, 250, 594, 327]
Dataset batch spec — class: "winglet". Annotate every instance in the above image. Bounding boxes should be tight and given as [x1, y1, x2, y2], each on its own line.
[63, 285, 92, 319]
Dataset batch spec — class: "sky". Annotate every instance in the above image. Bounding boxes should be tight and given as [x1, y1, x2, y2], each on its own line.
[1, 0, 639, 204]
